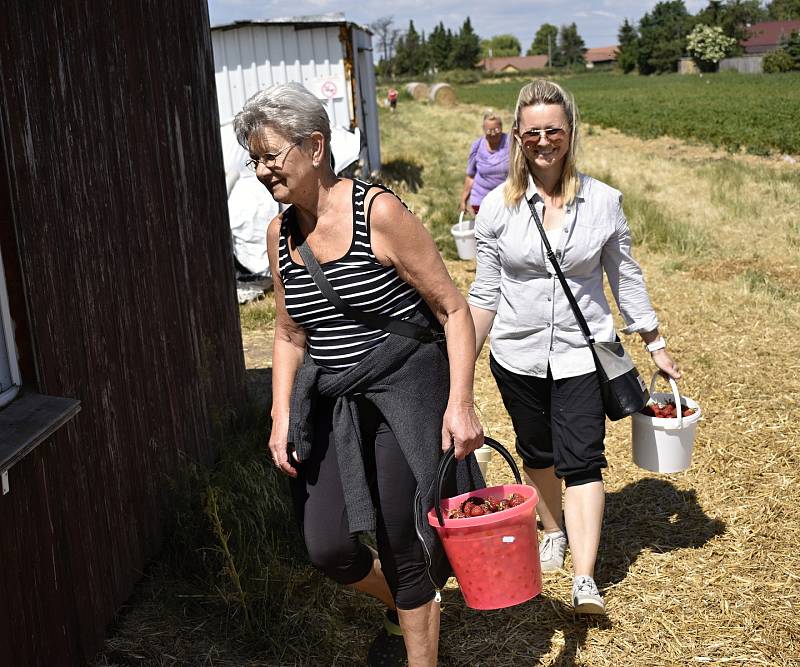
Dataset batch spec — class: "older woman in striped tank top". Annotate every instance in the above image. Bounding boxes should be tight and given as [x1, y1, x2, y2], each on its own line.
[234, 83, 484, 667]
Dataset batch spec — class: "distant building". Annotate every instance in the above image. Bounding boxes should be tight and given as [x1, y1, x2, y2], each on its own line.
[741, 20, 800, 53]
[585, 46, 619, 68]
[479, 55, 549, 72]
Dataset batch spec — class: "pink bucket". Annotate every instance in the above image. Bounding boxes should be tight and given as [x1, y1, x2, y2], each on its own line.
[428, 438, 542, 610]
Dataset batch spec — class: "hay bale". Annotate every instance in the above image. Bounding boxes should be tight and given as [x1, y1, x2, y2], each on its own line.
[406, 82, 429, 100]
[429, 82, 457, 106]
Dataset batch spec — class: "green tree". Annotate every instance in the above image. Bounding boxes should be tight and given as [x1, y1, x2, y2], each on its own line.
[763, 48, 796, 71]
[687, 23, 738, 69]
[428, 22, 453, 71]
[617, 19, 639, 72]
[783, 29, 800, 65]
[555, 23, 586, 66]
[448, 16, 481, 69]
[720, 0, 769, 43]
[393, 20, 427, 76]
[481, 34, 522, 58]
[693, 1, 767, 56]
[637, 0, 695, 74]
[527, 23, 559, 61]
[767, 0, 800, 20]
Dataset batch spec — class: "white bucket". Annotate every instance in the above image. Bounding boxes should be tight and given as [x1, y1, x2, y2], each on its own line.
[451, 212, 476, 260]
[631, 372, 702, 473]
[474, 443, 494, 479]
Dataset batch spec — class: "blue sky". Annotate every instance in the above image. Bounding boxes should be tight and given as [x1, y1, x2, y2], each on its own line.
[207, 0, 707, 50]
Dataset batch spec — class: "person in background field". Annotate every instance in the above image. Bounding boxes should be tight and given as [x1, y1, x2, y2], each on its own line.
[468, 80, 681, 615]
[459, 110, 510, 216]
[234, 82, 483, 667]
[387, 87, 398, 112]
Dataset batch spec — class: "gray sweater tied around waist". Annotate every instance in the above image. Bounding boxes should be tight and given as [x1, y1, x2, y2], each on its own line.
[287, 309, 484, 582]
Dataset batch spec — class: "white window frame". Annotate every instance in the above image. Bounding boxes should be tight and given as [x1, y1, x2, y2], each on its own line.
[0, 245, 21, 409]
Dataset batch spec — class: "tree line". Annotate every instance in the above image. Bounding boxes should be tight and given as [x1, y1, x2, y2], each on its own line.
[371, 0, 800, 78]
[617, 0, 800, 74]
[370, 16, 588, 76]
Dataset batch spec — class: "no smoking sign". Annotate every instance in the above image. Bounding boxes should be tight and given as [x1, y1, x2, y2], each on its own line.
[321, 80, 338, 99]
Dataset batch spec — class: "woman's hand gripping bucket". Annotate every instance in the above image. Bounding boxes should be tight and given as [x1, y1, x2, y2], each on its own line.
[632, 372, 702, 473]
[427, 437, 542, 610]
[450, 211, 476, 260]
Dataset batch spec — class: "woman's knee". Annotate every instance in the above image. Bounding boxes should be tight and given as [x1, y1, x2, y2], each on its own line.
[305, 536, 373, 585]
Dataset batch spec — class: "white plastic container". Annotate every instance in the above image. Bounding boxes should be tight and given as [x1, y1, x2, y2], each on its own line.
[474, 443, 494, 479]
[631, 372, 702, 473]
[451, 212, 476, 260]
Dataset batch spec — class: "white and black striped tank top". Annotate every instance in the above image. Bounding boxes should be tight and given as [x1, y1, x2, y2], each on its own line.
[278, 179, 423, 370]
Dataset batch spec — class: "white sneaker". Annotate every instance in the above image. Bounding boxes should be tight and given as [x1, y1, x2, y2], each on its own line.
[539, 530, 567, 572]
[572, 575, 605, 615]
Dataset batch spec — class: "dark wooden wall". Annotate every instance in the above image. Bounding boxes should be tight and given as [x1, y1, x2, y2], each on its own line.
[0, 1, 246, 664]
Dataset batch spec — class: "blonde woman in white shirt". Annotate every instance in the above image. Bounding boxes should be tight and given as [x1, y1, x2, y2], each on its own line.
[468, 80, 681, 615]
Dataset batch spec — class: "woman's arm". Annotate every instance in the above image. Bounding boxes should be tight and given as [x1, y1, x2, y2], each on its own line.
[460, 139, 480, 212]
[470, 305, 496, 359]
[460, 175, 474, 213]
[369, 193, 483, 460]
[267, 215, 307, 477]
[467, 201, 502, 358]
[640, 329, 681, 380]
[601, 198, 681, 380]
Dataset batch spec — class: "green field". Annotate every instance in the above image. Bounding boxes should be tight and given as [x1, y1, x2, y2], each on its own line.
[458, 71, 800, 155]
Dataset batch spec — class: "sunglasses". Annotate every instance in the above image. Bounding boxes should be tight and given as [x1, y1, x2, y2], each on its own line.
[517, 127, 567, 143]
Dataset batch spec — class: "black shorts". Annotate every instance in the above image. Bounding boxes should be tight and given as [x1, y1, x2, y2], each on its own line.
[489, 355, 606, 487]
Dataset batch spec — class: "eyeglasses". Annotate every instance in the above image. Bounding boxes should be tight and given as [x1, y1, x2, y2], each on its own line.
[518, 127, 566, 144]
[485, 127, 503, 136]
[245, 142, 300, 171]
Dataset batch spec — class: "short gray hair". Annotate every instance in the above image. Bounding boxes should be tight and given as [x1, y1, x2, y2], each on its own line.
[233, 82, 332, 153]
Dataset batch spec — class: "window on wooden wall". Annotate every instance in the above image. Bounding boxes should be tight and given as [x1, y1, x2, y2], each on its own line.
[0, 245, 21, 408]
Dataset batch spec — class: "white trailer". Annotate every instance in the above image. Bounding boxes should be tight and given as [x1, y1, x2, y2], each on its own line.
[210, 14, 380, 293]
[211, 13, 381, 175]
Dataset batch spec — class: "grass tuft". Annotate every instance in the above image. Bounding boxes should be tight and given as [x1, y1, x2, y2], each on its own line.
[739, 268, 789, 301]
[239, 298, 276, 332]
[160, 403, 365, 663]
[595, 171, 708, 257]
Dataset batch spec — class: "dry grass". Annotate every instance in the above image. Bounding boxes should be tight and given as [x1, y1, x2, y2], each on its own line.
[96, 99, 800, 666]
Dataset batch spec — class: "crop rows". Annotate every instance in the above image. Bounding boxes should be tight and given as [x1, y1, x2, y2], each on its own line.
[458, 72, 800, 155]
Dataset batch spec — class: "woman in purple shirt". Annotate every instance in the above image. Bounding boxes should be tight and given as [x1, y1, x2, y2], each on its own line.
[459, 110, 511, 215]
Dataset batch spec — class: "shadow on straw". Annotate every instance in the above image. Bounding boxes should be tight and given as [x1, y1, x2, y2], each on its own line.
[598, 477, 726, 588]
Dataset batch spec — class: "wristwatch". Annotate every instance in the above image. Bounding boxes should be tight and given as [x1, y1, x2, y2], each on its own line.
[645, 336, 666, 353]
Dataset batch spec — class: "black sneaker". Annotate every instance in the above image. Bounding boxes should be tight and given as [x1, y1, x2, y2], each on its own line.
[366, 613, 407, 667]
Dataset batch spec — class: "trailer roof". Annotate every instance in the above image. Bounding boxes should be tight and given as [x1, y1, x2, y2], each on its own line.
[210, 12, 372, 34]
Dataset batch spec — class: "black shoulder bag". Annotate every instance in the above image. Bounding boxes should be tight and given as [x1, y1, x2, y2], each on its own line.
[526, 197, 649, 420]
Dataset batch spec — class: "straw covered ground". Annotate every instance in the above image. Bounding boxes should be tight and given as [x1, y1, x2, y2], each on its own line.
[97, 95, 800, 666]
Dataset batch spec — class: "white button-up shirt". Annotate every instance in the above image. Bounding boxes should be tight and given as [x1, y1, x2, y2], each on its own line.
[468, 173, 659, 379]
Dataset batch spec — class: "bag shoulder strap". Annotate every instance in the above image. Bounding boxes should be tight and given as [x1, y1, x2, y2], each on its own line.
[288, 207, 444, 344]
[525, 197, 594, 345]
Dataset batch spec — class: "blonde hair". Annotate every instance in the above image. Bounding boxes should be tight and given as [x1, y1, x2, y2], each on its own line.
[482, 108, 501, 124]
[504, 79, 581, 207]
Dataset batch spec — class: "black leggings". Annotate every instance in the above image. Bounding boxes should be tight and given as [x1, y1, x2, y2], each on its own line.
[290, 396, 435, 610]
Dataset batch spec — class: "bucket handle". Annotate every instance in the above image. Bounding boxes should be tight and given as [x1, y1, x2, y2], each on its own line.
[648, 371, 683, 428]
[433, 437, 522, 527]
[458, 210, 465, 227]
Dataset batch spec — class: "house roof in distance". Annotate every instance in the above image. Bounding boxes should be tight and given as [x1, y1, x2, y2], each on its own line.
[585, 46, 619, 63]
[479, 55, 549, 71]
[741, 20, 800, 49]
